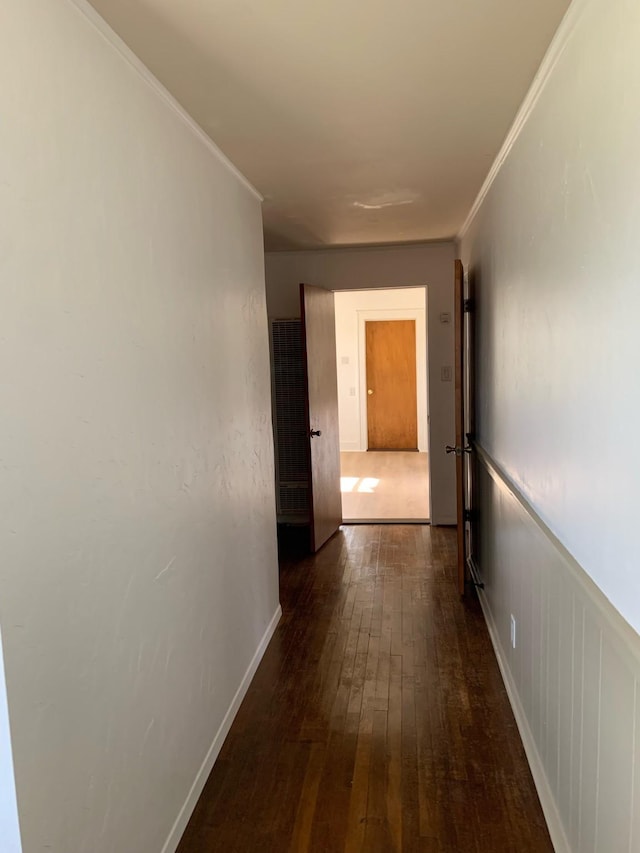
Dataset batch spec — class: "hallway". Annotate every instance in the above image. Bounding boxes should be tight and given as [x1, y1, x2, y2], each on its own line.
[178, 525, 552, 852]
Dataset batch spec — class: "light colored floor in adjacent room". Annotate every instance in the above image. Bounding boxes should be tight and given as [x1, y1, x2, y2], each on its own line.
[340, 450, 429, 522]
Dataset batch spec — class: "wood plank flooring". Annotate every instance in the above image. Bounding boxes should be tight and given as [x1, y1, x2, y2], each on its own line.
[177, 525, 552, 853]
[340, 452, 429, 522]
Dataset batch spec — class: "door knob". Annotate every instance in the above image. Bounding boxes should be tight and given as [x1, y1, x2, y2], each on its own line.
[367, 389, 373, 395]
[445, 444, 472, 456]
[310, 429, 322, 438]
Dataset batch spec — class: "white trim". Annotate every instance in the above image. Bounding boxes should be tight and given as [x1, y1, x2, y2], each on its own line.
[473, 442, 640, 850]
[160, 605, 282, 853]
[65, 0, 263, 202]
[339, 440, 361, 452]
[356, 309, 428, 452]
[457, 0, 591, 241]
[343, 518, 429, 525]
[476, 587, 571, 853]
[474, 442, 640, 665]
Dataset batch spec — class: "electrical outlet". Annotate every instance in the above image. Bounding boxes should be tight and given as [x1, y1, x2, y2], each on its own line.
[510, 614, 517, 649]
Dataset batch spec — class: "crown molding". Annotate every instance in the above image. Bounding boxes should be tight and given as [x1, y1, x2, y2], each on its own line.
[66, 0, 263, 203]
[457, 0, 590, 242]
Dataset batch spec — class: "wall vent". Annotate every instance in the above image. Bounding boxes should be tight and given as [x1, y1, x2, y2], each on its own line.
[269, 320, 310, 521]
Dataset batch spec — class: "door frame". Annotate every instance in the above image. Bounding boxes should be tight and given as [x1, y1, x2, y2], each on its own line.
[356, 308, 428, 453]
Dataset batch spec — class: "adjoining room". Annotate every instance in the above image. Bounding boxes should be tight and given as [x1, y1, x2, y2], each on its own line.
[334, 288, 430, 523]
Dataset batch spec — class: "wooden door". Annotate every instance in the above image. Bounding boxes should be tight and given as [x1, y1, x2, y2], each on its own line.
[300, 283, 343, 552]
[464, 269, 479, 584]
[365, 320, 418, 450]
[452, 260, 466, 596]
[448, 259, 479, 597]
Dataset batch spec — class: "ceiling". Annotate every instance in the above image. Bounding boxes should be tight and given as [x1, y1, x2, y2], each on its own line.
[87, 0, 571, 250]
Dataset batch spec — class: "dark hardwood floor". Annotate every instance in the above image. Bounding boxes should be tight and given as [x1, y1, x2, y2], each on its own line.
[177, 525, 553, 853]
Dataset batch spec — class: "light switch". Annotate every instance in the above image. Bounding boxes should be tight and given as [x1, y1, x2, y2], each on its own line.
[441, 366, 452, 382]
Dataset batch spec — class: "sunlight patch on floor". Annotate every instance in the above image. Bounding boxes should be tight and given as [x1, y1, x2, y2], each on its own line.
[357, 477, 379, 493]
[340, 476, 380, 494]
[339, 451, 429, 521]
[340, 477, 360, 493]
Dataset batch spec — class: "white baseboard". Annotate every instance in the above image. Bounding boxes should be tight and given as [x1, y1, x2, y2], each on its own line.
[476, 589, 570, 853]
[161, 604, 282, 853]
[339, 442, 363, 452]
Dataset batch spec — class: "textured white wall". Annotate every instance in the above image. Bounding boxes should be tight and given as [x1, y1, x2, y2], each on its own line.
[265, 243, 457, 524]
[0, 2, 279, 851]
[460, 0, 640, 633]
[334, 289, 427, 452]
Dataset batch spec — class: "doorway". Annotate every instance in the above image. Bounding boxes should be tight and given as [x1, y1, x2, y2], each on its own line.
[334, 288, 430, 523]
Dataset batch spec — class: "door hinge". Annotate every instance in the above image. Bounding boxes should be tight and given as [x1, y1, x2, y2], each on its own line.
[463, 509, 477, 523]
[463, 298, 474, 313]
[466, 557, 485, 589]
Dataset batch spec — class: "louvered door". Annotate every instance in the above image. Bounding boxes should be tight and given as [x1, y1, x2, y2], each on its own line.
[270, 319, 309, 522]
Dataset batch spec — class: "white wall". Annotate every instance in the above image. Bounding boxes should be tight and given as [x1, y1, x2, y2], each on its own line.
[334, 289, 427, 452]
[0, 632, 21, 853]
[459, 0, 640, 635]
[459, 0, 640, 848]
[265, 243, 456, 524]
[0, 2, 279, 852]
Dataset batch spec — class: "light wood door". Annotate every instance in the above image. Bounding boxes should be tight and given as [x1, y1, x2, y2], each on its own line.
[365, 320, 418, 450]
[300, 283, 343, 552]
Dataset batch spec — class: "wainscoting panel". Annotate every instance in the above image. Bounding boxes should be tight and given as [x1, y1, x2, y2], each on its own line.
[473, 446, 640, 853]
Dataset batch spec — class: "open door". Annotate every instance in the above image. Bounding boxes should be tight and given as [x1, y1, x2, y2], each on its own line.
[464, 268, 480, 586]
[447, 259, 476, 597]
[300, 283, 343, 551]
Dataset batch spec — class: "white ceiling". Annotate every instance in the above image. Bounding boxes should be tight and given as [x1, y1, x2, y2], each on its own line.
[87, 0, 571, 250]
